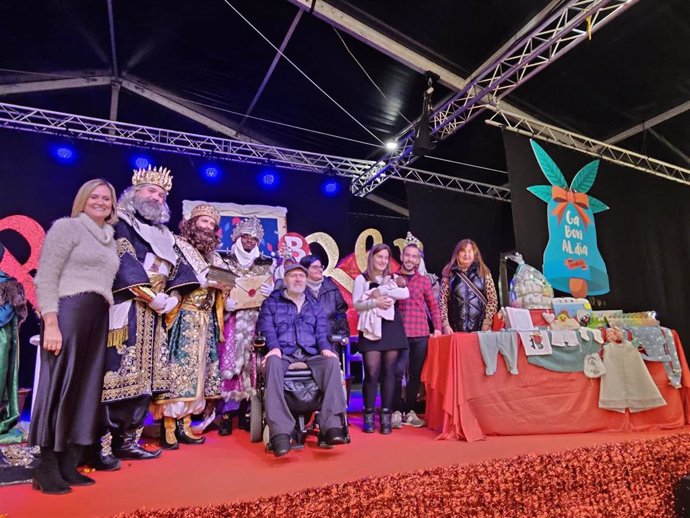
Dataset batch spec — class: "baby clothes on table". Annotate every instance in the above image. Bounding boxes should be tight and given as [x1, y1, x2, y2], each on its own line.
[527, 332, 601, 373]
[631, 326, 682, 388]
[599, 340, 666, 413]
[477, 331, 519, 376]
[518, 330, 552, 356]
[550, 329, 580, 347]
[578, 327, 604, 344]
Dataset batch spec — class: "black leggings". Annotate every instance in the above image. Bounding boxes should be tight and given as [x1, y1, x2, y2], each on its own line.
[362, 349, 400, 410]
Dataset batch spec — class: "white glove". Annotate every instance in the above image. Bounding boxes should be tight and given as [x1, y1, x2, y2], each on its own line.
[148, 292, 168, 312]
[224, 297, 238, 312]
[162, 296, 179, 314]
[196, 271, 209, 289]
[259, 281, 273, 297]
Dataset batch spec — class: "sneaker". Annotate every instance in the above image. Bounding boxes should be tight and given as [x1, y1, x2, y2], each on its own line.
[403, 410, 426, 428]
[391, 410, 403, 429]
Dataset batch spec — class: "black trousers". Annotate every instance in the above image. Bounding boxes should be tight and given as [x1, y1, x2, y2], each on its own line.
[393, 336, 429, 413]
[264, 349, 346, 439]
[102, 395, 151, 436]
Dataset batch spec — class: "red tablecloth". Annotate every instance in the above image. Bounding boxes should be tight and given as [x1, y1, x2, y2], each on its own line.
[421, 330, 690, 442]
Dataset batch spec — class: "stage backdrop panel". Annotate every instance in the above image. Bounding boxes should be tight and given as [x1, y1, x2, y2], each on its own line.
[504, 131, 690, 348]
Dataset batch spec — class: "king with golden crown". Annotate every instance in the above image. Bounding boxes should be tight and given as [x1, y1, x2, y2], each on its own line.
[90, 165, 199, 470]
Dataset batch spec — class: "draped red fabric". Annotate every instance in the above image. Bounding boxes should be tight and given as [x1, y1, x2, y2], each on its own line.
[423, 331, 690, 442]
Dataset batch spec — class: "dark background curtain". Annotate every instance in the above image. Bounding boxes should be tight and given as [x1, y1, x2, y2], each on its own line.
[406, 184, 515, 277]
[503, 131, 690, 349]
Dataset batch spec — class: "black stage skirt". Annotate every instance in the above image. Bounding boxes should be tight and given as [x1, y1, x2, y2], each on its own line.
[357, 310, 409, 353]
[29, 292, 109, 451]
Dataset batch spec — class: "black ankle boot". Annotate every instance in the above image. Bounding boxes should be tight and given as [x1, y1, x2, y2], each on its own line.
[33, 447, 71, 495]
[88, 434, 121, 471]
[237, 412, 250, 432]
[237, 399, 250, 431]
[175, 416, 205, 445]
[218, 413, 233, 436]
[362, 408, 375, 433]
[58, 445, 95, 486]
[112, 430, 161, 460]
[380, 408, 392, 435]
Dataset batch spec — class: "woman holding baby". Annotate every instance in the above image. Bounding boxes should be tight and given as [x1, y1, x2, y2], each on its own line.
[352, 244, 409, 434]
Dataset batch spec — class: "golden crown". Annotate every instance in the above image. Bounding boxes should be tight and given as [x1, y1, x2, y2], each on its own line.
[131, 165, 173, 192]
[190, 203, 220, 225]
[403, 231, 423, 250]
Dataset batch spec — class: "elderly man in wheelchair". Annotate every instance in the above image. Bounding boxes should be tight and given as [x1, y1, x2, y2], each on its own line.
[256, 262, 348, 457]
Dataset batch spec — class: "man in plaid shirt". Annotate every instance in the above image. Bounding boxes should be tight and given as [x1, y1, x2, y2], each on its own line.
[392, 235, 442, 427]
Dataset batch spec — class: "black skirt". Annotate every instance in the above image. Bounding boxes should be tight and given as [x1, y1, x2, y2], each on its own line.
[357, 310, 409, 353]
[29, 292, 109, 451]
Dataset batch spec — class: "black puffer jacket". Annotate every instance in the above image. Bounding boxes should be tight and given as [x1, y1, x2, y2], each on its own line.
[310, 277, 350, 337]
[448, 262, 486, 333]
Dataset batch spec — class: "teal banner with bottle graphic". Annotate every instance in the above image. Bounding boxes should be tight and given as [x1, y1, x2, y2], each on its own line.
[527, 140, 609, 297]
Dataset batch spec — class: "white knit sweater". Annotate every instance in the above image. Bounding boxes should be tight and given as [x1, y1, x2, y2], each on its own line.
[35, 213, 119, 314]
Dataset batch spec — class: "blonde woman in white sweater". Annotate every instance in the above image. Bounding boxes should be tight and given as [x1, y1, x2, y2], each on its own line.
[30, 179, 120, 495]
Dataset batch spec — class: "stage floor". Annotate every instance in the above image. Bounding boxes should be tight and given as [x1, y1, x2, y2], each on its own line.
[3, 417, 690, 518]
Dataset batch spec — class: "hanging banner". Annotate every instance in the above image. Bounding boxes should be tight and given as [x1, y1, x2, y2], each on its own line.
[527, 140, 609, 297]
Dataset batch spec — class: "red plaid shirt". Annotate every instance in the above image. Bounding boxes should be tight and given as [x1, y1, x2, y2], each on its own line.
[395, 271, 442, 338]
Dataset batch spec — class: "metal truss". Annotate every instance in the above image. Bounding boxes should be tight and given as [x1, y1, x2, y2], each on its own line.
[0, 102, 512, 201]
[391, 165, 511, 202]
[485, 109, 690, 186]
[351, 0, 640, 197]
[0, 102, 373, 176]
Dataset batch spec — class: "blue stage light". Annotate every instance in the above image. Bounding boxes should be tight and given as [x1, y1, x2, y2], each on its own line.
[51, 144, 76, 164]
[134, 157, 150, 169]
[200, 163, 222, 182]
[57, 147, 73, 159]
[131, 153, 154, 170]
[322, 179, 340, 196]
[260, 169, 279, 189]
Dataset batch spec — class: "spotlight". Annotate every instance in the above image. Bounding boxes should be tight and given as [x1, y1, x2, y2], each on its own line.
[201, 163, 222, 183]
[134, 157, 150, 169]
[259, 169, 279, 189]
[322, 179, 340, 196]
[385, 141, 398, 151]
[57, 147, 73, 159]
[51, 144, 76, 164]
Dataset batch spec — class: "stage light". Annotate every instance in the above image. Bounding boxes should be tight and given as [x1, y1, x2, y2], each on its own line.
[51, 144, 76, 164]
[385, 141, 398, 151]
[199, 163, 222, 183]
[322, 179, 340, 196]
[259, 169, 279, 189]
[131, 154, 154, 170]
[134, 157, 150, 169]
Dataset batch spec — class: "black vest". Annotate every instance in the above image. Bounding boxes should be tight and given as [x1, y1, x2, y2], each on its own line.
[448, 263, 486, 333]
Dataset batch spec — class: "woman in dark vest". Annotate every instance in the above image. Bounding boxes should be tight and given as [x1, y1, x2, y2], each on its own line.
[439, 239, 498, 334]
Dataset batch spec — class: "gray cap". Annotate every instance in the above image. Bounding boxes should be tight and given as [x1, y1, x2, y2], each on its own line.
[283, 262, 308, 276]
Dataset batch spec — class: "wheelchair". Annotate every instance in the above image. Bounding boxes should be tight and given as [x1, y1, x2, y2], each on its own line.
[249, 334, 351, 451]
